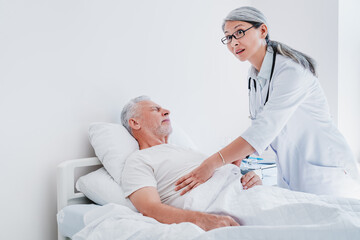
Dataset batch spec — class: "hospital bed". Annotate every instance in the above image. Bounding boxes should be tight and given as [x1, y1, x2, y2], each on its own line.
[56, 156, 278, 240]
[57, 156, 360, 240]
[56, 123, 360, 240]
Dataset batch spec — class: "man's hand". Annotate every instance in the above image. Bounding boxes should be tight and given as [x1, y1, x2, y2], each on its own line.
[241, 171, 262, 190]
[195, 212, 240, 231]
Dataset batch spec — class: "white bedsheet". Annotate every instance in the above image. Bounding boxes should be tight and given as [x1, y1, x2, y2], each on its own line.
[57, 204, 100, 238]
[73, 165, 360, 240]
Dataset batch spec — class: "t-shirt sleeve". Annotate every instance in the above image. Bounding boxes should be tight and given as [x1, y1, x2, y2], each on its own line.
[121, 152, 158, 198]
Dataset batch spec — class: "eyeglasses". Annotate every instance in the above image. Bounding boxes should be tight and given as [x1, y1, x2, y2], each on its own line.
[221, 25, 256, 45]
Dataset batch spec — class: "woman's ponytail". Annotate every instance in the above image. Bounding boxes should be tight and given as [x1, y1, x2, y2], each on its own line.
[267, 38, 317, 76]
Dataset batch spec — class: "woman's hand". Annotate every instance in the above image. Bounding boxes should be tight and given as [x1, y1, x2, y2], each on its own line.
[241, 171, 262, 190]
[175, 161, 216, 196]
[232, 159, 242, 167]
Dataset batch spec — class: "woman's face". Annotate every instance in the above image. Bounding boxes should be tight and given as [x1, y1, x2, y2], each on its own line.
[224, 21, 267, 64]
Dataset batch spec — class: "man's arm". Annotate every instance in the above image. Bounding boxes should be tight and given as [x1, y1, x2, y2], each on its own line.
[129, 186, 239, 231]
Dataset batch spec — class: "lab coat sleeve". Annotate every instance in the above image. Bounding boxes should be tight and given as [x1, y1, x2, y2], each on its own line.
[241, 64, 311, 155]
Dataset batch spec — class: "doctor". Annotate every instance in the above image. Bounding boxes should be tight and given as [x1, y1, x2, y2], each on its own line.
[175, 6, 360, 198]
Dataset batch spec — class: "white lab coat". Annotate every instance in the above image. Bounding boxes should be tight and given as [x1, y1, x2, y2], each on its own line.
[241, 47, 360, 199]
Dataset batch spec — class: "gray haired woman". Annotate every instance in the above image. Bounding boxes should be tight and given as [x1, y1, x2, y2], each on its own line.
[175, 6, 360, 199]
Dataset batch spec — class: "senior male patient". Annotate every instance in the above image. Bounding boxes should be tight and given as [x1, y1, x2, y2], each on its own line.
[120, 96, 262, 231]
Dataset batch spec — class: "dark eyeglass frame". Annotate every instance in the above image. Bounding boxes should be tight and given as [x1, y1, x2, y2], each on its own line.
[221, 25, 256, 45]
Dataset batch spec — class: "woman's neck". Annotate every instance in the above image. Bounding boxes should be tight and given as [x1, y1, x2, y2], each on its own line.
[249, 44, 267, 72]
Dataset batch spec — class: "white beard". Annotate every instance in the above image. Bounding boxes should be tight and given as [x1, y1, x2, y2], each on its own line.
[155, 124, 172, 136]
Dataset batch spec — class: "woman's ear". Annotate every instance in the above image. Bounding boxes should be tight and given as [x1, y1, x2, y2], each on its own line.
[260, 24, 268, 39]
[129, 118, 141, 131]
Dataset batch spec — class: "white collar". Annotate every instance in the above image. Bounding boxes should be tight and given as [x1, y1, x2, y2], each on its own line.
[249, 46, 274, 89]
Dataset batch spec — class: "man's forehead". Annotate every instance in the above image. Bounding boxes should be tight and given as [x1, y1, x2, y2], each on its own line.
[138, 100, 161, 108]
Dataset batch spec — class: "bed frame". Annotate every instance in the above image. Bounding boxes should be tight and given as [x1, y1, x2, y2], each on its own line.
[57, 157, 102, 240]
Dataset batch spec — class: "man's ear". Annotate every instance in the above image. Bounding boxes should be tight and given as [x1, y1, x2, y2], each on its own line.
[129, 118, 141, 131]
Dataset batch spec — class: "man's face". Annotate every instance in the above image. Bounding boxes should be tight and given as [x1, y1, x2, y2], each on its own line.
[134, 100, 172, 137]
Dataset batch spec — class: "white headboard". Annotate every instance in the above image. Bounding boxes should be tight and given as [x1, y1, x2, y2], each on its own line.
[57, 157, 102, 240]
[57, 157, 102, 212]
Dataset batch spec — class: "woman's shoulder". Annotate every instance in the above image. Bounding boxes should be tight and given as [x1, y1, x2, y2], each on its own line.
[272, 54, 318, 90]
[274, 54, 314, 78]
[275, 54, 302, 70]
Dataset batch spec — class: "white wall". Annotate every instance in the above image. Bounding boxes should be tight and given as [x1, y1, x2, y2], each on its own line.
[338, 0, 360, 162]
[0, 0, 350, 239]
[0, 1, 250, 239]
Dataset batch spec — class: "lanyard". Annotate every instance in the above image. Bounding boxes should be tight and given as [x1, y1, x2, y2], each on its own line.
[248, 48, 277, 119]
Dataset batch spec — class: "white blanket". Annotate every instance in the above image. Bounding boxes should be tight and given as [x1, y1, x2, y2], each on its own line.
[73, 165, 360, 240]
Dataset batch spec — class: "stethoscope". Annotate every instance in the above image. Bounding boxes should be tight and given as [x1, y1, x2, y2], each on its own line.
[248, 47, 277, 120]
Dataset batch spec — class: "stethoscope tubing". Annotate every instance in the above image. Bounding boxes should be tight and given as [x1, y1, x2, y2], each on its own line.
[248, 47, 277, 119]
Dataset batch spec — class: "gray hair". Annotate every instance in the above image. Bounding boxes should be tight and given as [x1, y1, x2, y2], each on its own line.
[121, 95, 151, 135]
[222, 6, 317, 76]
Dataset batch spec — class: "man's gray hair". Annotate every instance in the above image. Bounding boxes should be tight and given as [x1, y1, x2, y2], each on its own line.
[121, 95, 151, 135]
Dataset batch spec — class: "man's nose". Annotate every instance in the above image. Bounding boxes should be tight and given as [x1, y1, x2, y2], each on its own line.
[163, 108, 170, 116]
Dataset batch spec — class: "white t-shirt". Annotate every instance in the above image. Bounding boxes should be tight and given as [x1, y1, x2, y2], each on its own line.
[121, 144, 206, 208]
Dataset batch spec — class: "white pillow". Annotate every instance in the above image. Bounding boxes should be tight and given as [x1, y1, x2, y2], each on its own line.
[168, 121, 198, 150]
[75, 167, 137, 211]
[89, 123, 138, 184]
[89, 121, 197, 184]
